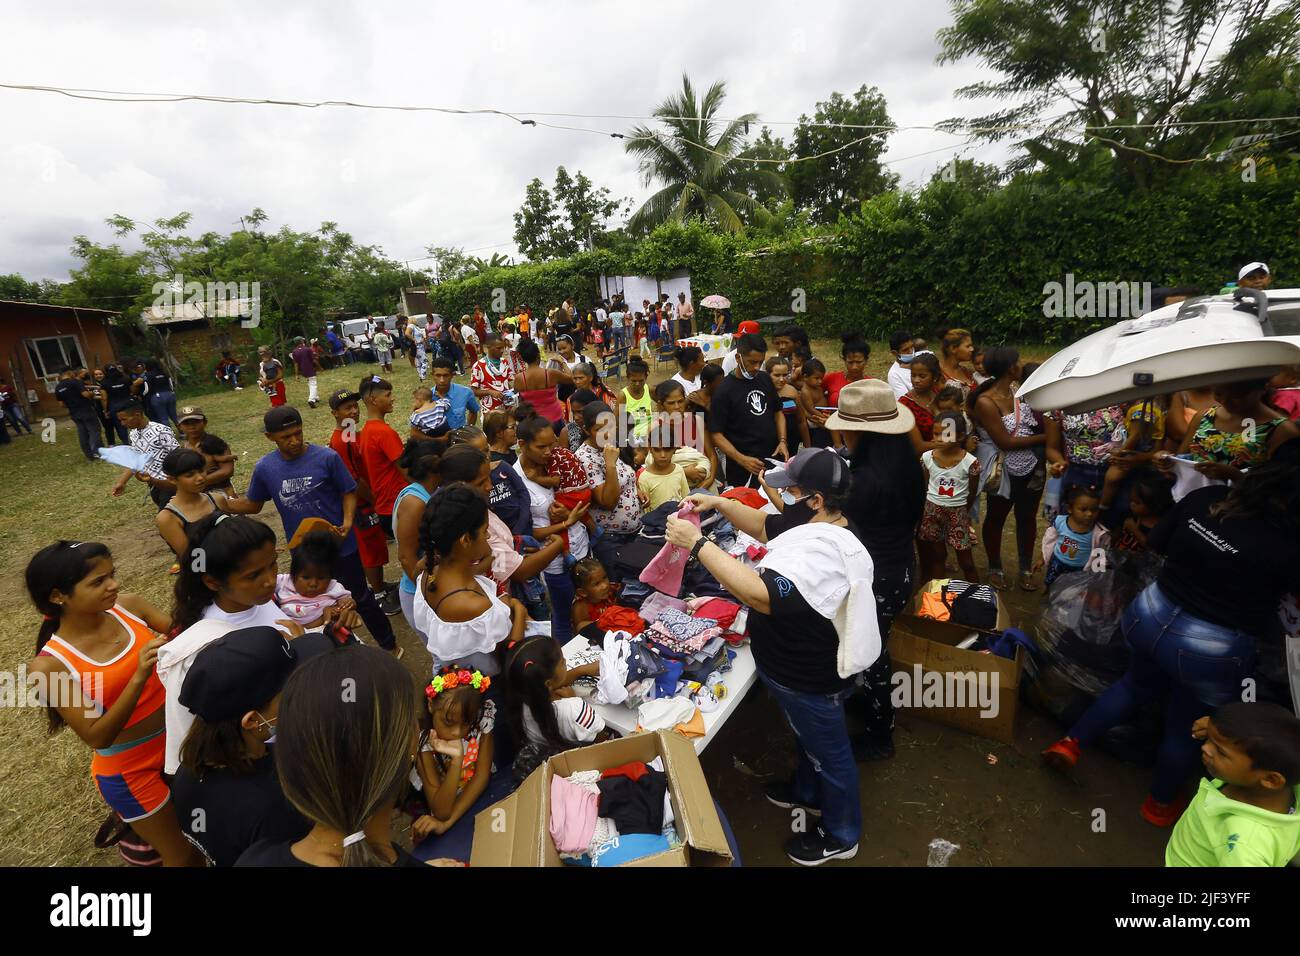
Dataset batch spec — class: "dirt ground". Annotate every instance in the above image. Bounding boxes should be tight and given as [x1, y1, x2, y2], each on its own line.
[700, 578, 1171, 867]
[0, 335, 1173, 867]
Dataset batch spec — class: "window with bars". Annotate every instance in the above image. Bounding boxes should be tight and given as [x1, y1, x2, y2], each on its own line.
[25, 335, 86, 389]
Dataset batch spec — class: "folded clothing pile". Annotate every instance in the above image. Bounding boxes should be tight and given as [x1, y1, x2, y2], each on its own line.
[553, 760, 677, 866]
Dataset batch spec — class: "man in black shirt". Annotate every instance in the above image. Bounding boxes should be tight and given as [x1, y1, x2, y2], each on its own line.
[54, 367, 103, 462]
[706, 333, 788, 488]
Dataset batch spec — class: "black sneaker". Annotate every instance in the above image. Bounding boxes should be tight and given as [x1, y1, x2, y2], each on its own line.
[378, 587, 402, 616]
[785, 825, 858, 866]
[764, 780, 821, 816]
[852, 734, 896, 762]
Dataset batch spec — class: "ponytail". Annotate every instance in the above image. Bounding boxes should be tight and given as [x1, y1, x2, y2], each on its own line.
[966, 345, 1019, 413]
[25, 540, 113, 732]
[506, 638, 568, 756]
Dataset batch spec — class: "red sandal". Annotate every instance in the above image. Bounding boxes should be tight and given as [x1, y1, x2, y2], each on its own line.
[1140, 794, 1188, 828]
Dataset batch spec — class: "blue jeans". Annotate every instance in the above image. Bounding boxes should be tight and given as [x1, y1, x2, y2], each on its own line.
[1068, 582, 1255, 802]
[544, 569, 575, 643]
[757, 669, 861, 846]
[5, 403, 32, 434]
[148, 391, 178, 428]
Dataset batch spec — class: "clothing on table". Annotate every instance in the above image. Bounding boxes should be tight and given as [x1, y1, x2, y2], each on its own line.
[639, 503, 700, 597]
[1051, 406, 1126, 466]
[1147, 485, 1300, 634]
[686, 597, 742, 631]
[273, 573, 350, 625]
[412, 573, 510, 675]
[521, 695, 605, 747]
[638, 465, 690, 513]
[1188, 407, 1285, 468]
[245, 444, 360, 556]
[410, 700, 496, 796]
[358, 420, 408, 515]
[635, 697, 698, 734]
[1165, 777, 1299, 867]
[171, 747, 309, 867]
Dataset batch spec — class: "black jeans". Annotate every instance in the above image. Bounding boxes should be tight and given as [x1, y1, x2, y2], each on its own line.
[856, 554, 915, 741]
[70, 411, 103, 461]
[335, 549, 397, 650]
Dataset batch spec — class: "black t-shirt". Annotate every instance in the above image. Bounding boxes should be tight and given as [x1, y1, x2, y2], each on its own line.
[235, 839, 425, 867]
[104, 379, 133, 409]
[707, 371, 781, 459]
[748, 566, 851, 694]
[144, 370, 173, 394]
[170, 751, 310, 867]
[55, 378, 96, 416]
[1148, 485, 1300, 633]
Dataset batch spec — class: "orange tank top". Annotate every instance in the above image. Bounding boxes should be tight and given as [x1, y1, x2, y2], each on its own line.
[40, 605, 166, 728]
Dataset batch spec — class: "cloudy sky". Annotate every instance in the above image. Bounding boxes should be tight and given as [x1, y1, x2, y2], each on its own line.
[3, 0, 1010, 285]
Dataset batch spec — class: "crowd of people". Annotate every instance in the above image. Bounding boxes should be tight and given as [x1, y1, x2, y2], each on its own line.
[28, 274, 1300, 868]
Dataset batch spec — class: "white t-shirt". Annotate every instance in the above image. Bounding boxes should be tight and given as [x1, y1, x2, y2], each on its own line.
[922, 450, 979, 506]
[461, 324, 479, 346]
[887, 361, 912, 400]
[595, 308, 608, 325]
[201, 599, 293, 632]
[521, 696, 605, 747]
[671, 372, 701, 397]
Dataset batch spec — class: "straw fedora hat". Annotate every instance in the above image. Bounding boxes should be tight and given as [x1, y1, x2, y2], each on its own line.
[825, 378, 915, 435]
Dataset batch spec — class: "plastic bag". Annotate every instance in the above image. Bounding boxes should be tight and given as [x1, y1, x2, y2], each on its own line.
[1024, 547, 1165, 763]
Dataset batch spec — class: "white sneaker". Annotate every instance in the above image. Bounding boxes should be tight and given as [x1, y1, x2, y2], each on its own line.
[234, 386, 244, 391]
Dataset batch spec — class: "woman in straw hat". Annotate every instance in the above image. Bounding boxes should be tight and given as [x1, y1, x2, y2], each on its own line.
[826, 379, 925, 762]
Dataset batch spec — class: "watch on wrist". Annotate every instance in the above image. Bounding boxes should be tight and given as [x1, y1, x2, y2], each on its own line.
[689, 537, 708, 562]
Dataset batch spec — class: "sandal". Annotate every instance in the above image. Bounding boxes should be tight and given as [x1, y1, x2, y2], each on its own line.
[987, 569, 1008, 590]
[1018, 571, 1039, 592]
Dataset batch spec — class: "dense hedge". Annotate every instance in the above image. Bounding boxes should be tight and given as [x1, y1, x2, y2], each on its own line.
[430, 167, 1300, 345]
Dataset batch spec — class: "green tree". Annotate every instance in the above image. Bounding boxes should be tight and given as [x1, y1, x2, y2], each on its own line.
[0, 274, 62, 303]
[425, 245, 475, 282]
[553, 166, 628, 250]
[513, 177, 569, 260]
[623, 75, 787, 233]
[788, 85, 898, 222]
[936, 0, 1300, 186]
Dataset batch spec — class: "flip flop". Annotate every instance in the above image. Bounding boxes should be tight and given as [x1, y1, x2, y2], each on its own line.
[1019, 571, 1039, 591]
[987, 569, 1008, 590]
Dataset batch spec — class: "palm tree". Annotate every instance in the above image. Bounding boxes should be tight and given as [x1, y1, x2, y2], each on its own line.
[625, 75, 787, 233]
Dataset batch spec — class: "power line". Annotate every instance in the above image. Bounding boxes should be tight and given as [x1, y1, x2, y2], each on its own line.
[4, 82, 1297, 135]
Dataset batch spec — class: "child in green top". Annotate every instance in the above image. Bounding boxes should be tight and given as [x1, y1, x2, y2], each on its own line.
[1166, 703, 1300, 867]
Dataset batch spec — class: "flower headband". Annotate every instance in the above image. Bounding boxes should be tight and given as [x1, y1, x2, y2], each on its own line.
[426, 668, 490, 699]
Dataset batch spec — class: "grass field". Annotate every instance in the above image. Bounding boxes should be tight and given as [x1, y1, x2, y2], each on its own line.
[0, 336, 1056, 865]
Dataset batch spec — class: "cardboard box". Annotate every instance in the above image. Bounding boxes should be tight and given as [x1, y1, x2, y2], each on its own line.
[470, 730, 733, 867]
[889, 581, 1024, 745]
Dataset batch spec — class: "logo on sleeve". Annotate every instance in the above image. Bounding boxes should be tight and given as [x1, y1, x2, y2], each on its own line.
[774, 575, 793, 598]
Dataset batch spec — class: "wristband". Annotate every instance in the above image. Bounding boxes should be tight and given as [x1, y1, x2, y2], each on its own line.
[689, 537, 709, 562]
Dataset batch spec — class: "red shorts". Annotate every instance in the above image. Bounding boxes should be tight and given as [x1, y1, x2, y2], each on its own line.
[91, 728, 170, 823]
[268, 381, 286, 406]
[356, 520, 389, 570]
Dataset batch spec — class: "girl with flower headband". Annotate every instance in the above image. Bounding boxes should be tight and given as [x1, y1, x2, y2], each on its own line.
[406, 664, 496, 842]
